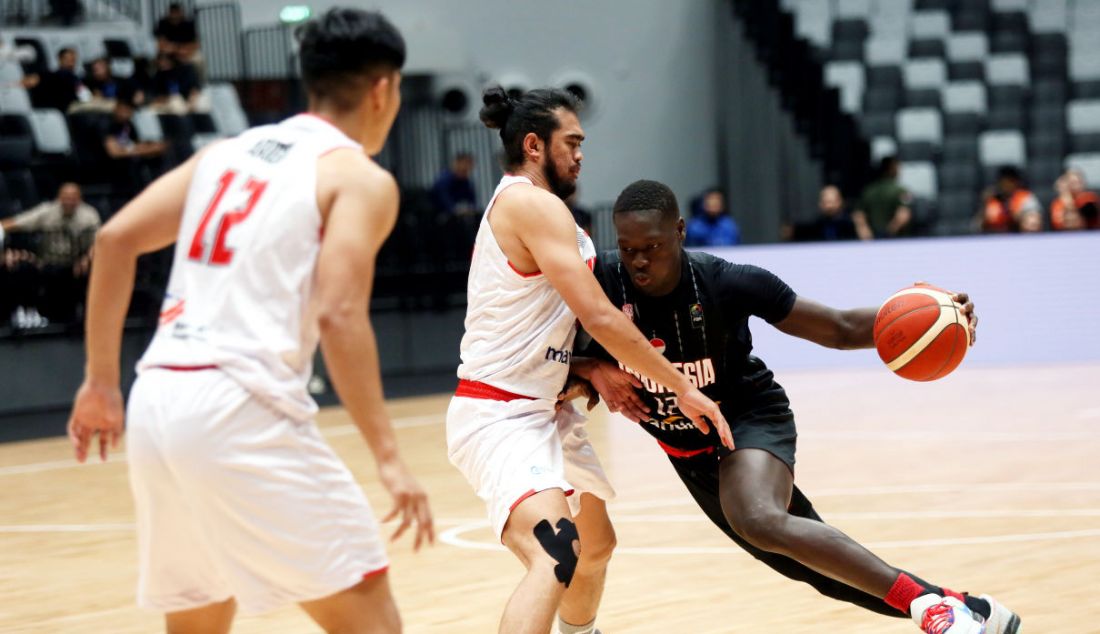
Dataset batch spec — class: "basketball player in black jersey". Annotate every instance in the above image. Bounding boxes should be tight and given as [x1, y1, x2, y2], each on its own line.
[562, 180, 1021, 634]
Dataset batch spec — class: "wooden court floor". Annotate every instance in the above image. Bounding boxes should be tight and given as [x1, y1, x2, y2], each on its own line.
[2, 363, 1098, 633]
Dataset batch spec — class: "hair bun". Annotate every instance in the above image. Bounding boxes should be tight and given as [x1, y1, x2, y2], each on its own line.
[479, 85, 514, 130]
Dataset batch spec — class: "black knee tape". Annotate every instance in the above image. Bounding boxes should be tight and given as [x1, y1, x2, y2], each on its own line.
[532, 518, 579, 587]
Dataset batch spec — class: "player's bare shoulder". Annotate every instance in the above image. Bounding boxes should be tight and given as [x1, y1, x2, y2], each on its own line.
[316, 149, 398, 225]
[494, 181, 571, 230]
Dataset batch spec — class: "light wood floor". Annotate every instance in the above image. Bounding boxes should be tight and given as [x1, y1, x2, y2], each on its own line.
[2, 363, 1098, 633]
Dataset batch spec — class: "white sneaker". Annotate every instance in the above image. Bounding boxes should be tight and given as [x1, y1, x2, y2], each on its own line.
[911, 594, 986, 634]
[978, 595, 1022, 634]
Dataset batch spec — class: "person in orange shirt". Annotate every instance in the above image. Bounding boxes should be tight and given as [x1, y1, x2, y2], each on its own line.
[1050, 169, 1100, 230]
[978, 166, 1043, 233]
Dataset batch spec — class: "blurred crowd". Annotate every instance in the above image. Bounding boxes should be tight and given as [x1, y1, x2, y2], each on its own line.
[784, 157, 1099, 243]
[17, 3, 206, 117]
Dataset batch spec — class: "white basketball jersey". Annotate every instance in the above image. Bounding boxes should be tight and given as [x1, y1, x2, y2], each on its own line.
[457, 175, 597, 400]
[138, 114, 361, 421]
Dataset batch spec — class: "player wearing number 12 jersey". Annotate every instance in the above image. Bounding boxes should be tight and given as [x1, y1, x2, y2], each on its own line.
[66, 9, 433, 633]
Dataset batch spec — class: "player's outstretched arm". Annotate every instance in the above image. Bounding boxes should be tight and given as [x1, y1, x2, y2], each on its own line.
[314, 150, 433, 550]
[68, 147, 210, 463]
[773, 297, 878, 350]
[506, 189, 733, 449]
[775, 286, 978, 350]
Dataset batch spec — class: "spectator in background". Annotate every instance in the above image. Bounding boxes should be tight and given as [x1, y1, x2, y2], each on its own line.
[84, 57, 142, 105]
[685, 187, 740, 247]
[789, 185, 868, 242]
[32, 47, 88, 112]
[979, 165, 1042, 233]
[149, 52, 199, 113]
[853, 156, 912, 238]
[0, 182, 100, 326]
[431, 152, 477, 217]
[1051, 169, 1100, 231]
[103, 100, 167, 194]
[154, 1, 202, 82]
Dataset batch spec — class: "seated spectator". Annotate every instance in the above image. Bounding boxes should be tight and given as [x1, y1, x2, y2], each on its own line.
[853, 156, 912, 238]
[431, 152, 477, 217]
[979, 166, 1043, 233]
[103, 100, 167, 194]
[149, 52, 200, 113]
[83, 57, 143, 106]
[685, 188, 740, 247]
[0, 182, 100, 326]
[154, 3, 201, 67]
[790, 185, 870, 242]
[32, 47, 89, 112]
[1051, 169, 1100, 231]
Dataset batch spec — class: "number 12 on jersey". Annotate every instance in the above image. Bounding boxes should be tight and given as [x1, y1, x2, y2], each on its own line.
[187, 170, 268, 266]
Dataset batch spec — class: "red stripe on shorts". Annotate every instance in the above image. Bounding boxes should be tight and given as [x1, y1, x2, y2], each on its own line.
[508, 488, 576, 513]
[362, 565, 389, 581]
[154, 364, 219, 372]
[657, 439, 715, 459]
[455, 379, 535, 401]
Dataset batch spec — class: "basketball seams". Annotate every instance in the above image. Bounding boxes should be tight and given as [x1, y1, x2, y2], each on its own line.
[884, 306, 960, 372]
[874, 301, 939, 338]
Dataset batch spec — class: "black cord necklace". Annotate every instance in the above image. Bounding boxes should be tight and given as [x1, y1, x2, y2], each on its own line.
[617, 256, 708, 360]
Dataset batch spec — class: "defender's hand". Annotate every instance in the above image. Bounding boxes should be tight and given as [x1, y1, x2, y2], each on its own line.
[67, 380, 124, 463]
[377, 457, 434, 551]
[677, 387, 734, 450]
[557, 376, 600, 412]
[588, 360, 650, 423]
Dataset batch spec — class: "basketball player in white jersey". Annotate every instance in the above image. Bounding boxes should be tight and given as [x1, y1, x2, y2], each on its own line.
[65, 9, 432, 633]
[446, 86, 734, 634]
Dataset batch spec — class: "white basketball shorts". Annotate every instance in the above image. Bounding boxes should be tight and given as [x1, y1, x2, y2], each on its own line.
[446, 380, 615, 540]
[126, 367, 388, 616]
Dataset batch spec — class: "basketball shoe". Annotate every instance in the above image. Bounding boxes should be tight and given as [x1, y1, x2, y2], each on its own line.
[978, 595, 1022, 634]
[910, 594, 986, 634]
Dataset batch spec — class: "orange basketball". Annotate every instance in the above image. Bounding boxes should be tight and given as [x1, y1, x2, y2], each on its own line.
[873, 285, 970, 382]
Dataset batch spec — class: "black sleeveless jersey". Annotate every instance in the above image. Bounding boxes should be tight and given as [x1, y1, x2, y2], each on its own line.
[581, 250, 797, 452]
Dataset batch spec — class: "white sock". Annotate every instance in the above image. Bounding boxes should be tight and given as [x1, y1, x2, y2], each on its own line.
[557, 616, 597, 634]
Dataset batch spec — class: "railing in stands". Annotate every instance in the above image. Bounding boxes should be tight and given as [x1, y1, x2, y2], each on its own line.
[1, 0, 144, 26]
[242, 23, 295, 80]
[194, 2, 241, 82]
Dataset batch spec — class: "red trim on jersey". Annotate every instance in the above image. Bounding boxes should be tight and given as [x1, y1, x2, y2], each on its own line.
[158, 299, 185, 325]
[507, 260, 542, 278]
[656, 439, 715, 459]
[362, 565, 389, 581]
[455, 380, 535, 401]
[153, 364, 219, 372]
[318, 144, 356, 159]
[508, 488, 576, 513]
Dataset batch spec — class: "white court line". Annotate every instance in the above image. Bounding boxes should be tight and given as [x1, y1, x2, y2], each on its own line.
[0, 414, 441, 476]
[439, 519, 1100, 555]
[0, 523, 134, 533]
[607, 482, 1100, 511]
